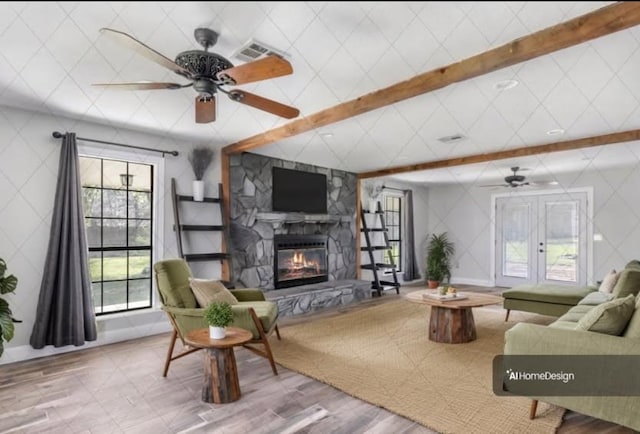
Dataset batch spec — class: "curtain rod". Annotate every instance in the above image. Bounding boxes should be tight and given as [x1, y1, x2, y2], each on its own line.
[382, 185, 407, 192]
[52, 131, 179, 157]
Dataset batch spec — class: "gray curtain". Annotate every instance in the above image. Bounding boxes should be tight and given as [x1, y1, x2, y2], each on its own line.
[403, 189, 421, 281]
[30, 133, 97, 349]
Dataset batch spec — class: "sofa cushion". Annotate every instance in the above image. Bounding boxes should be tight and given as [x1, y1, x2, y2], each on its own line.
[598, 269, 618, 294]
[625, 260, 640, 271]
[557, 304, 594, 322]
[579, 291, 615, 306]
[576, 294, 635, 335]
[502, 284, 595, 305]
[611, 268, 640, 298]
[549, 320, 580, 330]
[189, 278, 239, 307]
[622, 296, 640, 338]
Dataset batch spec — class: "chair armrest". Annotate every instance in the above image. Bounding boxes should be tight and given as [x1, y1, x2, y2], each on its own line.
[162, 306, 205, 317]
[230, 288, 266, 302]
[230, 305, 259, 337]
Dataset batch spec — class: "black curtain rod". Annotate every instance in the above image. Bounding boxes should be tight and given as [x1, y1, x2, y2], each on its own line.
[52, 131, 179, 157]
[382, 185, 407, 193]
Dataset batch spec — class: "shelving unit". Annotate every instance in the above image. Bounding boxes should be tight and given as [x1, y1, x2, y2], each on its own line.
[360, 201, 400, 297]
[171, 178, 233, 284]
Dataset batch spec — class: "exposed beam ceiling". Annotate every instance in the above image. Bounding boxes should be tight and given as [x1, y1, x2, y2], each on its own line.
[222, 2, 640, 160]
[358, 129, 640, 179]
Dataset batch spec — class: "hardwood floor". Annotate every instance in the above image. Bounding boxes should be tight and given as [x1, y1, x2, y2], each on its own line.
[0, 284, 635, 434]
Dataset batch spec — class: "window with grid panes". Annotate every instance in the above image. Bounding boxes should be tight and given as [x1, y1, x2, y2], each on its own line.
[383, 194, 402, 271]
[79, 156, 153, 315]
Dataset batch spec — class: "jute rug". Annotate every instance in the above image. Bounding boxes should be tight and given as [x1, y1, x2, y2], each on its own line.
[271, 299, 564, 434]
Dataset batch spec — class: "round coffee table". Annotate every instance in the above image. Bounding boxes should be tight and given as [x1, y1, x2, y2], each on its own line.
[185, 327, 253, 404]
[405, 290, 503, 343]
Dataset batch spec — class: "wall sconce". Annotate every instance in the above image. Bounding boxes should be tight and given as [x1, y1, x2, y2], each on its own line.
[120, 174, 133, 187]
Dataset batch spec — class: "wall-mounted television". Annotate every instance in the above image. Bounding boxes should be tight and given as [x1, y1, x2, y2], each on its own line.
[272, 167, 327, 213]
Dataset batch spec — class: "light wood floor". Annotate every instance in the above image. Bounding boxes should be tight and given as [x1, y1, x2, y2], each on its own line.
[0, 285, 635, 434]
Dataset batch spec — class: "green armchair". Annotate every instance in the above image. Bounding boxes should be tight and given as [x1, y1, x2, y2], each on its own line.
[154, 259, 281, 377]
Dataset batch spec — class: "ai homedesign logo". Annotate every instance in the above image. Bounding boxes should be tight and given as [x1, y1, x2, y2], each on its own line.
[505, 368, 575, 384]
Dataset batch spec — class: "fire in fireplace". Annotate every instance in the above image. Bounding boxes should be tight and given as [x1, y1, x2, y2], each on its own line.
[274, 234, 328, 289]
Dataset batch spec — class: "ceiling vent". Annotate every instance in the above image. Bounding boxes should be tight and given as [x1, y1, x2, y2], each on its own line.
[232, 38, 289, 63]
[437, 134, 467, 144]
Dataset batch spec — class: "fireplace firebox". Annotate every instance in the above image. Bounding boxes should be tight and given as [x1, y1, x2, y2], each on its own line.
[274, 234, 328, 289]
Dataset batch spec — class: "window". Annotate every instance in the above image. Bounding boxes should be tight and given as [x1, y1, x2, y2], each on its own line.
[383, 194, 402, 271]
[79, 156, 154, 315]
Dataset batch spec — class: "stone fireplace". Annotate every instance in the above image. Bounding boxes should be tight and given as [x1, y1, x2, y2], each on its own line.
[274, 234, 328, 289]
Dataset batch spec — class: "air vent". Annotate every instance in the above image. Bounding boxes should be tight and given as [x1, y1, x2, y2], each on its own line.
[232, 38, 289, 63]
[437, 134, 467, 144]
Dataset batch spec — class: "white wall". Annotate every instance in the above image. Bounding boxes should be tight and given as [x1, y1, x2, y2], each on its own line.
[0, 106, 223, 364]
[423, 164, 640, 287]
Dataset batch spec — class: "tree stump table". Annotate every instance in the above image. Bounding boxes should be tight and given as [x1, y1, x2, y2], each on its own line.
[185, 327, 252, 404]
[405, 290, 503, 343]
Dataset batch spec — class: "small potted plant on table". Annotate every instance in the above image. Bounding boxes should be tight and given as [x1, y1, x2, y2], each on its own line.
[203, 302, 234, 339]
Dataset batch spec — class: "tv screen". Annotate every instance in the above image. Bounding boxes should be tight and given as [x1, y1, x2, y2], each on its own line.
[272, 167, 327, 213]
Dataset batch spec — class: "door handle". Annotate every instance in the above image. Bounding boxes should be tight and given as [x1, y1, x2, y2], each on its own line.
[539, 249, 544, 253]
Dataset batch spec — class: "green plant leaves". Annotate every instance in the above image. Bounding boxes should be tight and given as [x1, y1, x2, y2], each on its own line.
[0, 298, 14, 342]
[0, 274, 17, 295]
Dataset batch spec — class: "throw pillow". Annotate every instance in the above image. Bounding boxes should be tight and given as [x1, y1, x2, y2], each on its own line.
[611, 268, 640, 298]
[576, 294, 636, 335]
[622, 295, 640, 338]
[189, 278, 238, 307]
[598, 269, 618, 294]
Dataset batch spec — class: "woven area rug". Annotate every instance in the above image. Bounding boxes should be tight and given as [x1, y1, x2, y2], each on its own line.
[271, 299, 564, 434]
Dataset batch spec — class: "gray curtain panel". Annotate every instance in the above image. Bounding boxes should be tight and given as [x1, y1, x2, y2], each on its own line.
[30, 133, 97, 349]
[403, 189, 421, 281]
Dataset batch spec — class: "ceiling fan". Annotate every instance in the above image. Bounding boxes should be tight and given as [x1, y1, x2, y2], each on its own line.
[478, 167, 559, 188]
[93, 28, 300, 124]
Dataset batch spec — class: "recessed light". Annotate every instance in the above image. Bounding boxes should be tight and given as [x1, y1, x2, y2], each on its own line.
[493, 79, 519, 91]
[319, 132, 333, 139]
[546, 128, 565, 136]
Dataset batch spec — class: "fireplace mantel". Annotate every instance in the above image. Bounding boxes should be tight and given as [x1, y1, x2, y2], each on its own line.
[256, 212, 352, 227]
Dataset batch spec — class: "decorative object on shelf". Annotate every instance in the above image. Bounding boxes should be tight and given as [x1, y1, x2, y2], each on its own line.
[188, 147, 215, 201]
[203, 301, 234, 339]
[425, 232, 455, 289]
[0, 258, 20, 358]
[363, 180, 384, 213]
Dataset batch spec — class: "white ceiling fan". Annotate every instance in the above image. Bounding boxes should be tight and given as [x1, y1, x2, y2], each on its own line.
[478, 167, 559, 188]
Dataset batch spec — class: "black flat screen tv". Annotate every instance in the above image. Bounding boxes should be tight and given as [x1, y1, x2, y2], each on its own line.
[272, 167, 327, 213]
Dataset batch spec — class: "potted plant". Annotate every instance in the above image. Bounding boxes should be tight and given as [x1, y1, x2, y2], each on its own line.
[0, 258, 19, 357]
[203, 301, 234, 339]
[188, 147, 215, 201]
[425, 232, 455, 289]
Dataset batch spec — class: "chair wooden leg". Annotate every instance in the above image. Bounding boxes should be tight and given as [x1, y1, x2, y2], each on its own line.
[529, 400, 538, 419]
[505, 309, 511, 322]
[248, 308, 279, 376]
[163, 329, 178, 377]
[275, 324, 281, 340]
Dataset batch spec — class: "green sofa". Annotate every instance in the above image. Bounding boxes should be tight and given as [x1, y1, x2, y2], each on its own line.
[503, 261, 640, 431]
[502, 260, 640, 320]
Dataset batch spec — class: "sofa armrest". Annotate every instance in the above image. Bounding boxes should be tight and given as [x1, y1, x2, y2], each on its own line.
[504, 323, 640, 355]
[230, 288, 266, 302]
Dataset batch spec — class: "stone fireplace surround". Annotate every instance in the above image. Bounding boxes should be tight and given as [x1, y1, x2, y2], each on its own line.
[229, 153, 371, 316]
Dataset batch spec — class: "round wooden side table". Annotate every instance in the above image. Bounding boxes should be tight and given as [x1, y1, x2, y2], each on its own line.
[185, 327, 253, 404]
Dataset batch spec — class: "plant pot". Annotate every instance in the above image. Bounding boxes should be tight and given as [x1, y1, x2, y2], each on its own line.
[209, 326, 226, 339]
[368, 199, 378, 213]
[193, 180, 204, 202]
[427, 280, 439, 289]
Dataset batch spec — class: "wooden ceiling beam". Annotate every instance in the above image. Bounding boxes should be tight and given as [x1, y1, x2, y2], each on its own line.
[357, 130, 640, 179]
[222, 2, 640, 156]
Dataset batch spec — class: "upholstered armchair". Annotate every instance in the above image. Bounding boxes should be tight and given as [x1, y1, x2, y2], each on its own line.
[153, 258, 281, 377]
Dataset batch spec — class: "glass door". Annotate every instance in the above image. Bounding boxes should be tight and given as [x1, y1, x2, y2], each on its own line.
[495, 192, 588, 287]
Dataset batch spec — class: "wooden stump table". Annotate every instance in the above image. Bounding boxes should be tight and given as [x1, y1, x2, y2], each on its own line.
[405, 290, 503, 344]
[185, 327, 253, 404]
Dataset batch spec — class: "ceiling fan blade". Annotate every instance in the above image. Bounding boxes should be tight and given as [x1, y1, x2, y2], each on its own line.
[478, 184, 508, 188]
[195, 95, 216, 123]
[228, 90, 299, 119]
[529, 180, 559, 186]
[93, 82, 187, 90]
[100, 28, 193, 79]
[217, 55, 293, 85]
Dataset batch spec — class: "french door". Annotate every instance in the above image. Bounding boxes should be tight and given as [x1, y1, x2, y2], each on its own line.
[495, 192, 588, 287]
